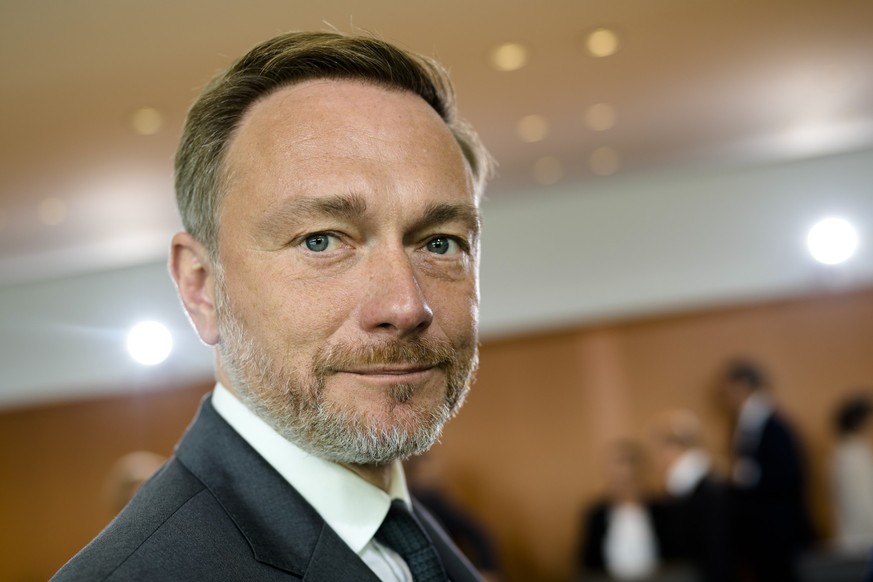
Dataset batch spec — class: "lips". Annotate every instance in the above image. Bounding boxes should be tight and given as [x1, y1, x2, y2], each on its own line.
[315, 338, 455, 382]
[340, 365, 436, 376]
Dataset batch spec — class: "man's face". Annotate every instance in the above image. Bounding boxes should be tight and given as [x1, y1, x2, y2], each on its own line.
[719, 379, 748, 414]
[212, 80, 480, 465]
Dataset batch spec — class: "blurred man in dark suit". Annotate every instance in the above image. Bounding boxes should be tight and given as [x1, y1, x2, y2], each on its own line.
[652, 409, 735, 582]
[719, 359, 814, 582]
[578, 440, 668, 580]
[405, 453, 502, 581]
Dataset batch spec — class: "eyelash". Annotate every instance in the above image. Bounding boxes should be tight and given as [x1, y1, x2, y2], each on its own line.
[299, 232, 343, 252]
[296, 232, 470, 254]
[425, 235, 469, 255]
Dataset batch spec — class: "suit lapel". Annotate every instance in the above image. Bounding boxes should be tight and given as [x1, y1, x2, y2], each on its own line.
[175, 397, 378, 580]
[176, 397, 478, 582]
[303, 525, 380, 582]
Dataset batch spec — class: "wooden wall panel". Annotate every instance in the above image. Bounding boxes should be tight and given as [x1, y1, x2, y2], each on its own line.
[437, 287, 873, 582]
[0, 381, 212, 581]
[1, 286, 871, 581]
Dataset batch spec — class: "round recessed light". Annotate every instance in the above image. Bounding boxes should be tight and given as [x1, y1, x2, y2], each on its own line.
[586, 28, 620, 58]
[130, 107, 164, 136]
[38, 197, 67, 226]
[806, 217, 859, 265]
[490, 42, 529, 72]
[533, 156, 564, 185]
[517, 114, 549, 142]
[127, 321, 173, 366]
[585, 103, 617, 131]
[589, 147, 620, 176]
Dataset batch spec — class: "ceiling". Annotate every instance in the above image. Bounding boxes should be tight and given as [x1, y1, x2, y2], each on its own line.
[2, 1, 873, 408]
[2, 0, 873, 285]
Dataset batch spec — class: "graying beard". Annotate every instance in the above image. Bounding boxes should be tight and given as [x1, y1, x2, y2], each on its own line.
[214, 278, 472, 464]
[389, 382, 414, 403]
[305, 397, 454, 465]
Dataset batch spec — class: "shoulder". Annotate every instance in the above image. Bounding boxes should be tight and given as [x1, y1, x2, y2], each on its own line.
[760, 412, 802, 451]
[52, 458, 254, 581]
[580, 500, 610, 535]
[583, 499, 609, 519]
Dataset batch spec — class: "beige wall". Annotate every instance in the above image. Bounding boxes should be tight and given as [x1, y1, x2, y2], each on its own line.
[438, 286, 873, 581]
[0, 381, 212, 582]
[2, 286, 872, 581]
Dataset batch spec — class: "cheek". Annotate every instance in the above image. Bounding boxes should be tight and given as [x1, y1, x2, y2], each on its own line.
[430, 280, 479, 338]
[225, 264, 354, 349]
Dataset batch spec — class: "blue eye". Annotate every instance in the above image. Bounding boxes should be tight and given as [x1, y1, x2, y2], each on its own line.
[304, 234, 332, 252]
[426, 236, 456, 255]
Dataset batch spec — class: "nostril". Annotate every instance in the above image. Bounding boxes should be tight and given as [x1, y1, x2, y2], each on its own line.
[371, 305, 432, 333]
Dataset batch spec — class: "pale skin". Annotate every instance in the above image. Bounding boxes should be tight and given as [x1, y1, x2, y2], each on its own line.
[170, 79, 480, 491]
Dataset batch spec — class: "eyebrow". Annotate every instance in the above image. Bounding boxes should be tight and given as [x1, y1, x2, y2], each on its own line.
[410, 201, 482, 240]
[257, 193, 368, 233]
[257, 193, 480, 238]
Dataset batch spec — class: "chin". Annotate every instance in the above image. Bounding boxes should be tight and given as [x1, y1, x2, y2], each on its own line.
[315, 409, 448, 466]
[339, 385, 447, 426]
[308, 385, 454, 465]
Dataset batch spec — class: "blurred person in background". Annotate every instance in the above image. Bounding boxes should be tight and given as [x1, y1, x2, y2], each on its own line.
[53, 30, 493, 581]
[102, 451, 167, 515]
[578, 440, 669, 581]
[830, 390, 873, 553]
[719, 359, 814, 582]
[405, 452, 502, 581]
[651, 410, 735, 582]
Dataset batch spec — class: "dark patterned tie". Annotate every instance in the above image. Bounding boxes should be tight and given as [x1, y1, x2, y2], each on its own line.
[375, 499, 448, 582]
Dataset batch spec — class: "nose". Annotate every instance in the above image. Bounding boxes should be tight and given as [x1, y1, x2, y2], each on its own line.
[359, 248, 433, 337]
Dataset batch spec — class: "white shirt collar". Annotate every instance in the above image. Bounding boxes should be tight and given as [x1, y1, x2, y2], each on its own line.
[666, 449, 711, 496]
[211, 383, 411, 554]
[604, 503, 659, 580]
[736, 391, 773, 440]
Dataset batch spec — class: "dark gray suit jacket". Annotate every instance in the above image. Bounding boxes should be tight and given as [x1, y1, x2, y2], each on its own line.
[52, 397, 482, 581]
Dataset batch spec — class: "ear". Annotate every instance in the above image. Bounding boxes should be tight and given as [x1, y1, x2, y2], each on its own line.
[169, 232, 220, 346]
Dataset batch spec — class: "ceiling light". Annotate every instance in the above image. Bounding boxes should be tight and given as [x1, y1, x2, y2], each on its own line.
[589, 147, 620, 176]
[533, 156, 563, 185]
[586, 28, 620, 58]
[806, 217, 859, 265]
[130, 107, 164, 136]
[38, 197, 67, 225]
[490, 43, 529, 72]
[127, 321, 173, 366]
[585, 103, 617, 131]
[517, 114, 549, 142]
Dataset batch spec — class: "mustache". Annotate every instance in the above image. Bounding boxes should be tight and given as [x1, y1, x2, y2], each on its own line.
[315, 337, 458, 374]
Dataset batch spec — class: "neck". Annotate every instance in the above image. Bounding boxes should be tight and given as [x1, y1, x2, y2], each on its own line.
[342, 462, 394, 492]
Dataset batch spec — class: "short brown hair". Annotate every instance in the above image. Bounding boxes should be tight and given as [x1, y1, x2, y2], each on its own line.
[175, 31, 494, 256]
